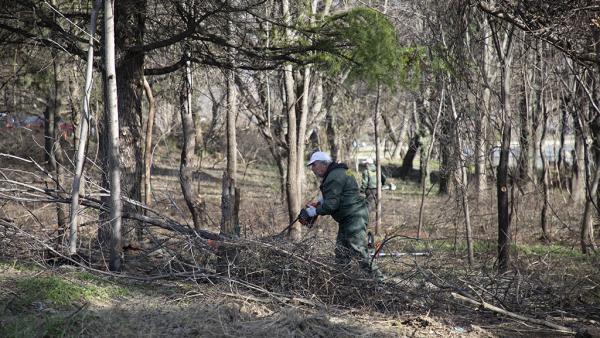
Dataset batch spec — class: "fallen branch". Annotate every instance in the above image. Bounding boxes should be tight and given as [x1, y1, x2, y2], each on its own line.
[451, 292, 575, 334]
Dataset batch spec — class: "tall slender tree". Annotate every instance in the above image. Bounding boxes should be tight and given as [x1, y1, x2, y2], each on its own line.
[104, 0, 123, 272]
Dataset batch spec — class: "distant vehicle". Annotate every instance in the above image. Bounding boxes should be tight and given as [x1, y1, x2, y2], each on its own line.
[22, 115, 45, 129]
[1, 115, 19, 128]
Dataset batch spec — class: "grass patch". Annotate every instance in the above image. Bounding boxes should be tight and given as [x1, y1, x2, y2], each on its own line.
[1, 311, 96, 338]
[0, 260, 41, 272]
[515, 243, 587, 260]
[400, 238, 496, 254]
[403, 240, 590, 261]
[10, 275, 129, 311]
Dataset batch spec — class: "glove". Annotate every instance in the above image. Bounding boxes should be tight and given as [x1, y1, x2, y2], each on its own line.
[307, 196, 323, 208]
[306, 205, 317, 217]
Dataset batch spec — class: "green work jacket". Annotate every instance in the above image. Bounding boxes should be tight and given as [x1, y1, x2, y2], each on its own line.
[360, 164, 386, 191]
[315, 163, 367, 226]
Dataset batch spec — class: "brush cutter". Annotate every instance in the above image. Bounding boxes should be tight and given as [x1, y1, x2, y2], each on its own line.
[275, 207, 318, 237]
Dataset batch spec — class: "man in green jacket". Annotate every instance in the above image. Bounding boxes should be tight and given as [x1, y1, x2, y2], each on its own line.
[360, 158, 386, 212]
[304, 151, 383, 281]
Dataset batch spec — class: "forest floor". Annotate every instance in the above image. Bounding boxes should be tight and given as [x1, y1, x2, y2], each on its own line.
[1, 139, 599, 337]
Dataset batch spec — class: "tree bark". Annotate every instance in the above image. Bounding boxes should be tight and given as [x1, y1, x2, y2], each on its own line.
[297, 65, 311, 202]
[374, 86, 382, 235]
[539, 91, 550, 242]
[571, 125, 585, 203]
[417, 88, 444, 239]
[69, 0, 101, 256]
[104, 0, 123, 272]
[383, 107, 408, 160]
[475, 16, 493, 202]
[493, 23, 515, 273]
[53, 58, 68, 246]
[282, 0, 301, 241]
[114, 0, 147, 243]
[142, 76, 155, 209]
[438, 108, 453, 195]
[450, 93, 474, 265]
[322, 71, 350, 162]
[221, 62, 239, 236]
[179, 59, 201, 230]
[580, 160, 599, 254]
[326, 108, 340, 161]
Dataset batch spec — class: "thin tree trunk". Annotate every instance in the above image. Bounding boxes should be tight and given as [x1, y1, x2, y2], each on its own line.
[572, 118, 585, 203]
[557, 101, 569, 173]
[497, 121, 511, 272]
[400, 102, 420, 178]
[494, 24, 515, 273]
[282, 0, 301, 240]
[581, 159, 599, 254]
[322, 70, 350, 162]
[179, 58, 200, 229]
[476, 16, 493, 202]
[539, 93, 550, 242]
[417, 88, 444, 239]
[518, 78, 531, 187]
[285, 63, 300, 239]
[221, 62, 239, 236]
[297, 65, 311, 201]
[69, 0, 101, 256]
[450, 94, 474, 265]
[52, 59, 68, 246]
[438, 110, 453, 195]
[104, 0, 123, 272]
[374, 85, 382, 235]
[142, 76, 155, 208]
[383, 108, 408, 160]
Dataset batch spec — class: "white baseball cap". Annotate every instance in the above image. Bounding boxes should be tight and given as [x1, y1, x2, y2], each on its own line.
[307, 151, 332, 166]
[362, 158, 374, 165]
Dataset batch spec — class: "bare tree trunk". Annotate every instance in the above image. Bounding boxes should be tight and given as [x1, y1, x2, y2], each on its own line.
[282, 0, 301, 240]
[69, 0, 101, 256]
[114, 0, 147, 245]
[580, 28, 600, 253]
[52, 58, 68, 246]
[557, 101, 569, 173]
[476, 16, 493, 202]
[417, 88, 444, 239]
[68, 66, 82, 148]
[142, 76, 155, 208]
[383, 108, 408, 160]
[539, 92, 550, 242]
[517, 78, 531, 187]
[297, 65, 311, 200]
[179, 58, 200, 229]
[497, 119, 511, 272]
[104, 0, 123, 272]
[221, 62, 239, 236]
[400, 103, 420, 178]
[494, 24, 515, 273]
[450, 94, 474, 265]
[310, 72, 324, 148]
[374, 86, 382, 235]
[581, 161, 599, 254]
[572, 119, 585, 203]
[326, 109, 340, 161]
[438, 109, 453, 195]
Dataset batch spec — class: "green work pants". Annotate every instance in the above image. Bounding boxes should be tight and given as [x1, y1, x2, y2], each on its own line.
[335, 213, 384, 282]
